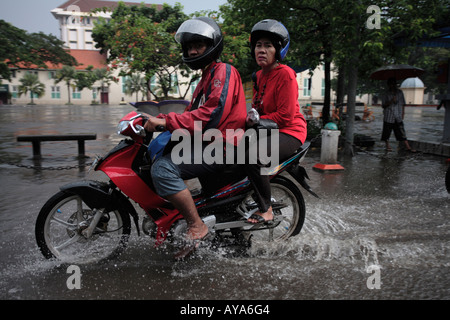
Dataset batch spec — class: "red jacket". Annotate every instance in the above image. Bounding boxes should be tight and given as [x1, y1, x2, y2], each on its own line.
[159, 61, 247, 146]
[253, 64, 307, 143]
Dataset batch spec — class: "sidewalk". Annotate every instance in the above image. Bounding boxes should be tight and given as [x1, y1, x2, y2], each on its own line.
[352, 105, 449, 157]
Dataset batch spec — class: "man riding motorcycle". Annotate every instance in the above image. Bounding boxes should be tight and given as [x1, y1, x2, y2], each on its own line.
[142, 17, 248, 260]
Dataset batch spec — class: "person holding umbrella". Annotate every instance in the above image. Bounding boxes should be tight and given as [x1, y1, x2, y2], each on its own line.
[380, 77, 415, 152]
[371, 64, 423, 152]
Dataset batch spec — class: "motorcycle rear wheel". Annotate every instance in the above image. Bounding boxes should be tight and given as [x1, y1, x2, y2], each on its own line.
[35, 191, 131, 263]
[245, 176, 305, 242]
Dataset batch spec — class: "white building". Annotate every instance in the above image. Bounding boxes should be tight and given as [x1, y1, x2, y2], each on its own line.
[6, 50, 113, 105]
[3, 0, 166, 105]
[50, 0, 163, 50]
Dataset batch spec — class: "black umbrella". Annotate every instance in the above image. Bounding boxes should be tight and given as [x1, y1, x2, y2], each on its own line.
[370, 64, 425, 81]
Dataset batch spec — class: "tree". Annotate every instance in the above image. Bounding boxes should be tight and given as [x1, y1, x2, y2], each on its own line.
[217, 0, 449, 155]
[93, 67, 119, 102]
[124, 73, 146, 101]
[0, 20, 77, 82]
[18, 72, 45, 104]
[218, 0, 336, 122]
[55, 65, 77, 105]
[75, 65, 97, 91]
[92, 1, 189, 101]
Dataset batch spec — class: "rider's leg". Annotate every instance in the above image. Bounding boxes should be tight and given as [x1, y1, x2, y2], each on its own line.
[151, 156, 208, 240]
[151, 147, 225, 240]
[166, 188, 208, 240]
[245, 132, 301, 223]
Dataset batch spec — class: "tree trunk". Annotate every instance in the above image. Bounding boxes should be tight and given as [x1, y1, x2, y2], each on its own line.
[322, 58, 331, 125]
[67, 83, 71, 104]
[345, 63, 357, 156]
[344, 25, 361, 157]
[336, 66, 346, 123]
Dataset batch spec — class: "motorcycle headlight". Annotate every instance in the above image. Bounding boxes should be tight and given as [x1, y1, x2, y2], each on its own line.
[117, 120, 129, 135]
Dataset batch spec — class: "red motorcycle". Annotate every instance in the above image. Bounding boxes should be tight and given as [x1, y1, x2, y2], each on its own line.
[35, 111, 317, 262]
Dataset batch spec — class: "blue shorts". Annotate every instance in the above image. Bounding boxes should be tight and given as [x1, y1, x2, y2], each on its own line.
[151, 147, 227, 198]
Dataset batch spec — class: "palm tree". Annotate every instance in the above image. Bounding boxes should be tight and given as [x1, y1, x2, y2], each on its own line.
[124, 73, 146, 102]
[18, 72, 45, 104]
[55, 65, 77, 104]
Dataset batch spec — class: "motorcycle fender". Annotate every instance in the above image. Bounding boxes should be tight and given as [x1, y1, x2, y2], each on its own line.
[60, 180, 141, 235]
[287, 164, 320, 198]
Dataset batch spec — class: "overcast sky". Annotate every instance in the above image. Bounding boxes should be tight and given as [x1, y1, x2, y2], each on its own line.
[0, 0, 227, 36]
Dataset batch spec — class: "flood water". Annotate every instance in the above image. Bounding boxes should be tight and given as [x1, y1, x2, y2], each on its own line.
[0, 104, 449, 301]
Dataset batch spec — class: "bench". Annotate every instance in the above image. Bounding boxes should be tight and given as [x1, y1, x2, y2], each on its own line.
[17, 134, 97, 159]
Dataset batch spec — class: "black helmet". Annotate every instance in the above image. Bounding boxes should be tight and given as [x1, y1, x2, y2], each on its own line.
[250, 19, 290, 61]
[175, 17, 224, 70]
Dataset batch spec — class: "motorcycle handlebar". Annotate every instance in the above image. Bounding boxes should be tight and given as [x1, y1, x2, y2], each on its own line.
[141, 116, 165, 132]
[155, 125, 165, 132]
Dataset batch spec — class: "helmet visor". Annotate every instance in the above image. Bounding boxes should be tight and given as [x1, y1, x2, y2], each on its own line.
[175, 19, 217, 44]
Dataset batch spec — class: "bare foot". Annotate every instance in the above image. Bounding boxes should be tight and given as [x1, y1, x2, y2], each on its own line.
[174, 222, 209, 261]
[186, 222, 209, 241]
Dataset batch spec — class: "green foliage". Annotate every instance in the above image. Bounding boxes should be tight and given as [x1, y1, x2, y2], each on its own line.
[55, 65, 77, 104]
[123, 73, 147, 101]
[92, 1, 189, 101]
[75, 65, 97, 91]
[217, 0, 449, 90]
[0, 20, 77, 82]
[214, 0, 449, 154]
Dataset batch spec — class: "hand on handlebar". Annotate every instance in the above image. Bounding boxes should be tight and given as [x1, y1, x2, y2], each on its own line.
[141, 113, 166, 132]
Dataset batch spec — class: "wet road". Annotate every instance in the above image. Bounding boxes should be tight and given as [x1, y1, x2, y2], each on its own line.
[0, 104, 449, 301]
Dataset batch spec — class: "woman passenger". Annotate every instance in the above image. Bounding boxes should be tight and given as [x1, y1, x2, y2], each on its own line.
[245, 19, 307, 224]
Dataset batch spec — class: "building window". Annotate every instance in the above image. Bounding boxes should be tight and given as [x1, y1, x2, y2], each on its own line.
[150, 76, 157, 92]
[48, 71, 56, 79]
[171, 74, 178, 94]
[321, 79, 325, 97]
[85, 30, 93, 42]
[12, 85, 18, 98]
[92, 87, 97, 100]
[72, 87, 81, 99]
[81, 16, 91, 26]
[69, 29, 77, 41]
[122, 76, 129, 93]
[303, 78, 311, 97]
[51, 86, 60, 99]
[191, 78, 200, 95]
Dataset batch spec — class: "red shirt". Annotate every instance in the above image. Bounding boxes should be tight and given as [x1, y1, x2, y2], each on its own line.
[159, 61, 247, 146]
[253, 64, 307, 143]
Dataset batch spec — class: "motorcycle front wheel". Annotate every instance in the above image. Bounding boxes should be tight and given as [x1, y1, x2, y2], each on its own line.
[35, 191, 131, 263]
[245, 176, 306, 242]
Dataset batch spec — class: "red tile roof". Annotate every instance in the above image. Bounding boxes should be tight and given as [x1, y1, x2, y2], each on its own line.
[70, 49, 107, 69]
[10, 50, 107, 70]
[56, 0, 162, 13]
